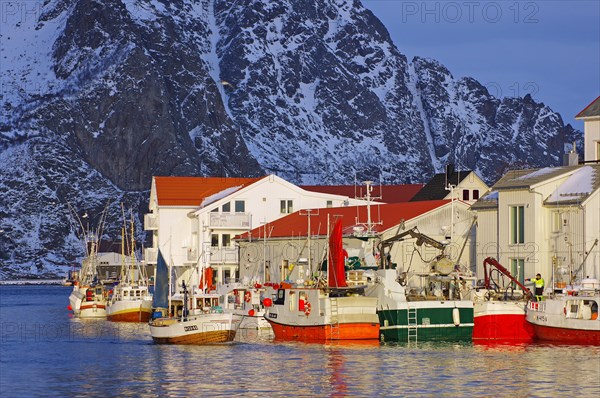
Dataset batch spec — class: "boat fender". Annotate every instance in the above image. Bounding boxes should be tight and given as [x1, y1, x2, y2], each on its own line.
[244, 291, 251, 303]
[452, 307, 460, 326]
[304, 302, 311, 316]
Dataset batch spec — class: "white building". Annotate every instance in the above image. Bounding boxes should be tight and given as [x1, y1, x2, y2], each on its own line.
[575, 95, 600, 163]
[144, 175, 369, 285]
[471, 165, 600, 287]
[236, 199, 476, 284]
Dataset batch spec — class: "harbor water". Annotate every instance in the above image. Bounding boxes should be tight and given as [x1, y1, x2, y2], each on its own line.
[1, 285, 599, 397]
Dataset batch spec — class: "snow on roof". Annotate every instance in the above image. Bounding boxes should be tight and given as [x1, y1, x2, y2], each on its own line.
[515, 167, 555, 181]
[200, 186, 243, 207]
[546, 166, 595, 203]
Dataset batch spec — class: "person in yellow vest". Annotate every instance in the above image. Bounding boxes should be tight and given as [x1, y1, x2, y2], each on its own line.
[526, 273, 545, 301]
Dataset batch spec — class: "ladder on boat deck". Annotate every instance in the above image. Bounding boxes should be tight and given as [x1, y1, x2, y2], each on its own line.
[330, 298, 340, 340]
[407, 307, 418, 343]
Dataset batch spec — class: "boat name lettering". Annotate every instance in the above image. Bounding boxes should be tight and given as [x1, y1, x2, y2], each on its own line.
[184, 325, 199, 332]
[268, 313, 277, 319]
[536, 315, 547, 322]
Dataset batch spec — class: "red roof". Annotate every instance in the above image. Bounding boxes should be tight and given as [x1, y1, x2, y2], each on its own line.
[237, 200, 450, 240]
[300, 184, 424, 203]
[154, 176, 263, 206]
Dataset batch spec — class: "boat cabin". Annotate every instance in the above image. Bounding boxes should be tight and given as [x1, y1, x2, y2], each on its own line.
[564, 297, 599, 320]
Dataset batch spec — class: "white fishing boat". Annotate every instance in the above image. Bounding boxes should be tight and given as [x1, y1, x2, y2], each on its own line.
[106, 216, 152, 322]
[526, 278, 600, 345]
[67, 210, 108, 319]
[218, 281, 271, 330]
[149, 251, 240, 344]
[264, 218, 380, 341]
[68, 235, 107, 318]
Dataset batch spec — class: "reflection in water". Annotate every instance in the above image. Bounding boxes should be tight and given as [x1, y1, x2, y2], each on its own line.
[1, 286, 600, 397]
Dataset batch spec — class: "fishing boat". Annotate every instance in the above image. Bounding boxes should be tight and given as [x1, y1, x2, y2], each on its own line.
[472, 257, 535, 342]
[149, 251, 239, 344]
[366, 227, 474, 342]
[218, 281, 271, 330]
[526, 278, 600, 345]
[106, 217, 153, 322]
[264, 218, 380, 341]
[66, 206, 111, 318]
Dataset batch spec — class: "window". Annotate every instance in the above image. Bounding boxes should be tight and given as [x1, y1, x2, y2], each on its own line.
[597, 141, 600, 161]
[235, 200, 245, 213]
[462, 189, 470, 201]
[289, 291, 296, 311]
[326, 200, 333, 208]
[510, 259, 525, 288]
[551, 211, 562, 233]
[211, 208, 218, 212]
[211, 234, 219, 247]
[222, 202, 230, 212]
[510, 206, 525, 244]
[280, 199, 293, 214]
[473, 190, 480, 200]
[222, 234, 231, 247]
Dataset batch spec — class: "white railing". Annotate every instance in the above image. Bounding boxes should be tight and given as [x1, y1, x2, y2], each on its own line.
[209, 247, 239, 264]
[186, 247, 198, 262]
[144, 213, 158, 230]
[209, 213, 251, 229]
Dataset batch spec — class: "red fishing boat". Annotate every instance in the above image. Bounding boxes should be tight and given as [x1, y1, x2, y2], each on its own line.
[264, 218, 379, 341]
[526, 279, 600, 345]
[472, 258, 535, 342]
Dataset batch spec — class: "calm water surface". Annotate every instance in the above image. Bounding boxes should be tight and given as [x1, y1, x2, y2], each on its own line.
[1, 286, 599, 397]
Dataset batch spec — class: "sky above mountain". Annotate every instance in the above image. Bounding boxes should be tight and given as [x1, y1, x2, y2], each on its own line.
[364, 0, 600, 131]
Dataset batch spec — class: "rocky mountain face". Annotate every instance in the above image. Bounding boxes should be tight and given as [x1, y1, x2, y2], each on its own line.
[0, 0, 580, 278]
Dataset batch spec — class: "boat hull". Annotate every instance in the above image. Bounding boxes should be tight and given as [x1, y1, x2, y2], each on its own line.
[526, 297, 600, 345]
[378, 304, 473, 342]
[79, 302, 107, 318]
[531, 323, 600, 345]
[149, 313, 238, 345]
[107, 302, 153, 322]
[266, 319, 379, 341]
[473, 301, 534, 342]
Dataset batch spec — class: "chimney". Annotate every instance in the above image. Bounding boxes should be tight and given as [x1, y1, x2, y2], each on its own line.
[445, 163, 455, 188]
[563, 141, 579, 166]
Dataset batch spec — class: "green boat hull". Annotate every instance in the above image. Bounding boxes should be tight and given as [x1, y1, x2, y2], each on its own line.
[378, 306, 474, 342]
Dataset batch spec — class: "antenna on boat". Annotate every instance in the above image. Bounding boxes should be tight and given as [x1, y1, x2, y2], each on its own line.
[353, 181, 383, 238]
[300, 209, 319, 279]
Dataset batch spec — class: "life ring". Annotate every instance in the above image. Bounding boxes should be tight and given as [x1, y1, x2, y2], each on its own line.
[304, 302, 311, 316]
[244, 291, 251, 303]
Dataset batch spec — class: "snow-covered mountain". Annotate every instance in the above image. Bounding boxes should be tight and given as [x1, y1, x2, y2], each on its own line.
[0, 0, 580, 278]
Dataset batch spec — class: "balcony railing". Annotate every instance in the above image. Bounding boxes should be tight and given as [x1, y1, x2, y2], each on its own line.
[144, 213, 158, 230]
[208, 213, 251, 229]
[185, 247, 198, 263]
[145, 247, 158, 264]
[208, 247, 239, 264]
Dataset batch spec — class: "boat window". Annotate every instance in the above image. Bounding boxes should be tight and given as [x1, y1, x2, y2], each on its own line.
[289, 291, 296, 311]
[124, 290, 128, 297]
[274, 289, 285, 305]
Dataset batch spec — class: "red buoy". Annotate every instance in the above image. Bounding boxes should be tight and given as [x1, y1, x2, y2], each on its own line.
[248, 309, 255, 316]
[273, 284, 280, 290]
[263, 298, 273, 307]
[67, 304, 72, 311]
[255, 283, 262, 289]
